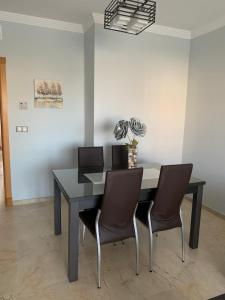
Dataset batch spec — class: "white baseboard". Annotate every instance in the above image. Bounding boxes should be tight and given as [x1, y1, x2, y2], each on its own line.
[12, 195, 225, 221]
[13, 197, 52, 206]
[184, 196, 225, 220]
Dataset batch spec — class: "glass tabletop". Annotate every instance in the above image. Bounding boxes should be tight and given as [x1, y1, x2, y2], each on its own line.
[53, 163, 205, 200]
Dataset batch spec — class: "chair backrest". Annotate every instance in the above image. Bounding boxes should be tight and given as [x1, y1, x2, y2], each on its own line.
[151, 164, 193, 219]
[112, 145, 128, 168]
[100, 168, 143, 231]
[78, 147, 104, 169]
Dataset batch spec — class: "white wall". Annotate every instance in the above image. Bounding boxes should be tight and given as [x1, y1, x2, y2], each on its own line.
[183, 27, 225, 215]
[94, 25, 190, 165]
[0, 20, 192, 202]
[0, 21, 84, 200]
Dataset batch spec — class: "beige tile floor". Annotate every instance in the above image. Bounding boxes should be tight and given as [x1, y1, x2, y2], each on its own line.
[0, 192, 225, 300]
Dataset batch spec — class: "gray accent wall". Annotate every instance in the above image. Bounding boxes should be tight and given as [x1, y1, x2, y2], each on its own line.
[84, 25, 95, 146]
[0, 21, 84, 200]
[183, 27, 225, 215]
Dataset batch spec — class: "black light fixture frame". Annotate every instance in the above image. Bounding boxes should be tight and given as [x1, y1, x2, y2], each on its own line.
[104, 0, 156, 35]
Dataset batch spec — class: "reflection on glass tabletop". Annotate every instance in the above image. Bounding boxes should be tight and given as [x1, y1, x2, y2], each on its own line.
[53, 163, 204, 200]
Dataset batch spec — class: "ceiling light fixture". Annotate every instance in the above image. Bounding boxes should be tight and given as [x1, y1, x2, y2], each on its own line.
[104, 0, 156, 35]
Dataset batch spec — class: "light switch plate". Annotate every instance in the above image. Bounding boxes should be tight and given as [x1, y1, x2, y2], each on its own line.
[19, 102, 28, 110]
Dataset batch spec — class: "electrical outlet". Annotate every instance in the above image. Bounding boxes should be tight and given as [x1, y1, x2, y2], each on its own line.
[16, 126, 28, 133]
[22, 126, 28, 132]
[16, 126, 22, 132]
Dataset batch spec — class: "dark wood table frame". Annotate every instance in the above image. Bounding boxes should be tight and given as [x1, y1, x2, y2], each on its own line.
[53, 174, 205, 283]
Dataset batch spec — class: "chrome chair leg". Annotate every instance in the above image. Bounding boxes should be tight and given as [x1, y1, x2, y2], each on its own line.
[82, 224, 86, 246]
[180, 209, 185, 262]
[148, 202, 154, 272]
[133, 205, 139, 275]
[95, 210, 101, 288]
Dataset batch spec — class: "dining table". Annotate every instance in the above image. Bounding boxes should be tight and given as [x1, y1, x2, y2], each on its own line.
[52, 163, 206, 282]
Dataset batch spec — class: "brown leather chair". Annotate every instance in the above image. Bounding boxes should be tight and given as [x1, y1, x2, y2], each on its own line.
[78, 147, 104, 169]
[136, 164, 193, 272]
[112, 145, 128, 169]
[79, 167, 143, 288]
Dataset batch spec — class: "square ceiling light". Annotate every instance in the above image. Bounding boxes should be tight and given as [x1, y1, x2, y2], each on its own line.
[104, 0, 156, 35]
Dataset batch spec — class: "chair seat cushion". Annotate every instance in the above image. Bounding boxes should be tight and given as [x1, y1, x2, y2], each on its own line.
[136, 203, 182, 233]
[79, 209, 135, 245]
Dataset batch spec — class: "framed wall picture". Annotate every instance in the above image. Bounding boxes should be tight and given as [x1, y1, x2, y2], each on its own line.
[34, 80, 63, 109]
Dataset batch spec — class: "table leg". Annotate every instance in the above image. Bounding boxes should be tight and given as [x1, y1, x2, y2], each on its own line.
[54, 179, 61, 235]
[189, 185, 203, 249]
[68, 202, 79, 282]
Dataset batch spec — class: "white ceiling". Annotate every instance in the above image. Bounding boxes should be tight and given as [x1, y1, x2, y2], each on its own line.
[0, 0, 225, 31]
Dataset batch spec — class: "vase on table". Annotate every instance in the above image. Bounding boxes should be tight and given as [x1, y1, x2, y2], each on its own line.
[113, 117, 146, 169]
[128, 146, 137, 169]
